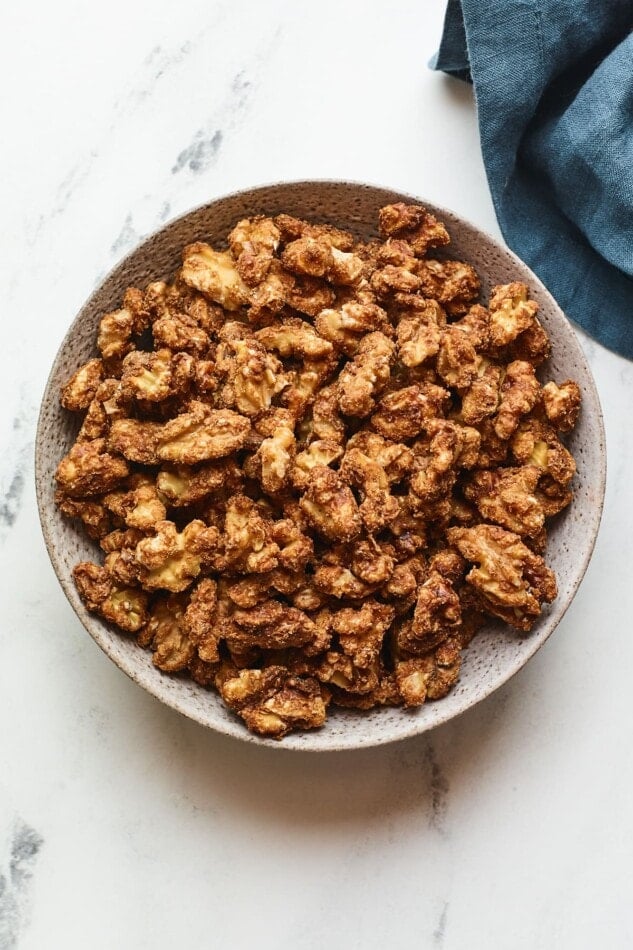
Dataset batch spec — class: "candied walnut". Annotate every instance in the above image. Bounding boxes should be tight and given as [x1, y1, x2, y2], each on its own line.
[55, 439, 129, 497]
[55, 493, 113, 539]
[536, 475, 573, 517]
[61, 359, 104, 411]
[416, 259, 480, 316]
[142, 594, 194, 672]
[156, 459, 241, 507]
[511, 417, 576, 485]
[76, 379, 129, 443]
[223, 495, 280, 574]
[316, 649, 380, 694]
[282, 354, 337, 418]
[284, 274, 337, 318]
[410, 420, 480, 504]
[541, 380, 581, 431]
[218, 665, 327, 738]
[370, 261, 422, 297]
[509, 318, 551, 365]
[282, 236, 363, 286]
[311, 384, 346, 442]
[135, 519, 205, 592]
[107, 418, 162, 464]
[396, 570, 461, 654]
[248, 422, 296, 493]
[157, 402, 250, 463]
[346, 430, 415, 481]
[429, 548, 466, 582]
[103, 479, 166, 531]
[291, 439, 343, 491]
[97, 307, 135, 359]
[473, 418, 509, 468]
[181, 243, 249, 310]
[436, 324, 479, 389]
[396, 299, 446, 367]
[313, 564, 374, 600]
[337, 331, 394, 418]
[255, 318, 333, 359]
[73, 562, 148, 632]
[331, 600, 394, 668]
[228, 216, 280, 285]
[381, 555, 425, 606]
[340, 445, 400, 533]
[121, 349, 192, 402]
[493, 360, 540, 440]
[488, 282, 539, 348]
[350, 539, 395, 585]
[100, 526, 144, 553]
[395, 637, 462, 706]
[315, 301, 390, 356]
[269, 519, 313, 572]
[299, 465, 361, 542]
[152, 312, 210, 356]
[464, 465, 544, 538]
[329, 671, 400, 709]
[371, 383, 449, 441]
[378, 203, 450, 256]
[447, 524, 557, 631]
[460, 358, 504, 425]
[227, 601, 317, 652]
[226, 338, 288, 417]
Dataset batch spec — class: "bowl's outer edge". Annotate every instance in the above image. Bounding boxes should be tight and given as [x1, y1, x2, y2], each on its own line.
[35, 179, 607, 751]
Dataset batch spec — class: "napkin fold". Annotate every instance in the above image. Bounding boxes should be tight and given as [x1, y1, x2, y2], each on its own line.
[432, 0, 633, 359]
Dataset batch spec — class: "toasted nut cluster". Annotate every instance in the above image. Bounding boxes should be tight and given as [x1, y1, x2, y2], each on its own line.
[55, 204, 580, 739]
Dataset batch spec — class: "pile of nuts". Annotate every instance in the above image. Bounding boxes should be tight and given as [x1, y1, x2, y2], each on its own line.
[55, 203, 581, 738]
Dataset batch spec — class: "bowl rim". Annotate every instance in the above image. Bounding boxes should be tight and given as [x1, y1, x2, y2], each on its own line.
[35, 178, 607, 751]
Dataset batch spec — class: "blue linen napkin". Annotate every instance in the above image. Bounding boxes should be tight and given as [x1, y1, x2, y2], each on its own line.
[431, 0, 633, 359]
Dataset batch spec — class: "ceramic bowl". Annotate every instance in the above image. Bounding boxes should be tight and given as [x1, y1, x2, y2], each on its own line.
[35, 180, 606, 750]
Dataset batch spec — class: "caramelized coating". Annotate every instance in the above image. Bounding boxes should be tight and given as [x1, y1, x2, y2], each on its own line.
[448, 525, 557, 631]
[396, 299, 446, 367]
[73, 562, 148, 632]
[337, 331, 394, 417]
[464, 465, 544, 538]
[143, 595, 194, 672]
[57, 205, 579, 739]
[228, 216, 280, 285]
[415, 259, 480, 316]
[315, 301, 390, 356]
[395, 637, 462, 706]
[488, 282, 539, 348]
[371, 383, 449, 441]
[541, 380, 581, 431]
[300, 465, 362, 542]
[218, 666, 327, 738]
[181, 243, 249, 310]
[511, 417, 576, 485]
[493, 360, 540, 440]
[61, 359, 104, 411]
[378, 203, 450, 256]
[55, 439, 129, 497]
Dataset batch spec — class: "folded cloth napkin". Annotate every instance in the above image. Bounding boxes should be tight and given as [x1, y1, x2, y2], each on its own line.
[432, 0, 633, 359]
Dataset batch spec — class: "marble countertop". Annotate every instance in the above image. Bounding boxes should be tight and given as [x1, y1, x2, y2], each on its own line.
[2, 1, 632, 947]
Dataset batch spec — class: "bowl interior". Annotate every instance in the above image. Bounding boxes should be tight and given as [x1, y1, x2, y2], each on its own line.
[36, 181, 606, 750]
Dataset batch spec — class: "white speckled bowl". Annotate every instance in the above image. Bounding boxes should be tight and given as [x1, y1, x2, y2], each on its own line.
[35, 181, 606, 751]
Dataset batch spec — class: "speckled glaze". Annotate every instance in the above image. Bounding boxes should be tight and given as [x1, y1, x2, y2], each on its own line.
[35, 180, 606, 751]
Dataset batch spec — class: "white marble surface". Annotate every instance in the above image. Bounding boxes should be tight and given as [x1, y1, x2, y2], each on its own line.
[1, 0, 632, 946]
